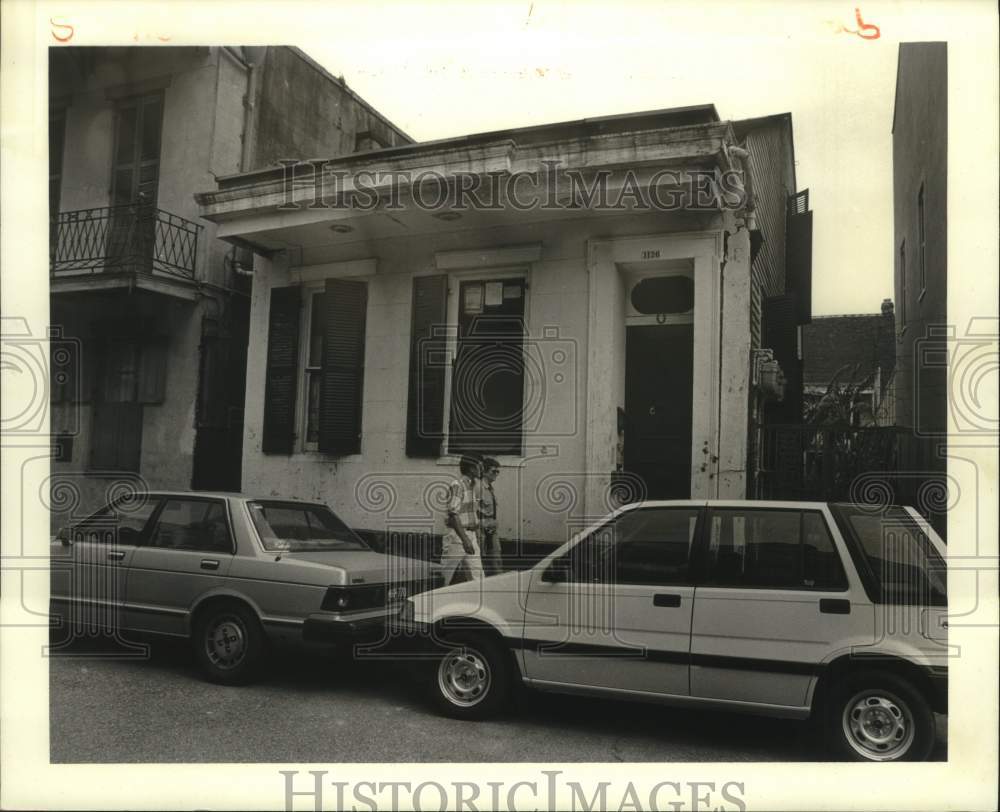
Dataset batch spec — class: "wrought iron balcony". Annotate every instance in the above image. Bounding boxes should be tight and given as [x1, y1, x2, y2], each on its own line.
[50, 204, 203, 280]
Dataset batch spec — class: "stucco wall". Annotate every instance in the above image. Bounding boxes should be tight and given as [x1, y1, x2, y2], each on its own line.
[892, 43, 947, 435]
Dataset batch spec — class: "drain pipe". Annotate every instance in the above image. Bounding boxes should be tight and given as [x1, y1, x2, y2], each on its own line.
[726, 143, 757, 231]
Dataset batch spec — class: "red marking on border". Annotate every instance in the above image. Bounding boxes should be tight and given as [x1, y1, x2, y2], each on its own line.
[50, 18, 74, 42]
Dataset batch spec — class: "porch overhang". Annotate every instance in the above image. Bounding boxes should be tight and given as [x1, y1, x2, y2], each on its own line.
[194, 119, 745, 255]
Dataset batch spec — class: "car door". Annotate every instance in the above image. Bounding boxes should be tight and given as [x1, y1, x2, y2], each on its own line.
[689, 505, 869, 709]
[124, 496, 235, 636]
[51, 497, 161, 637]
[521, 505, 702, 696]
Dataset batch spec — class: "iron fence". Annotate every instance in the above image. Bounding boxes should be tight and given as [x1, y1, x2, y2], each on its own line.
[50, 204, 202, 279]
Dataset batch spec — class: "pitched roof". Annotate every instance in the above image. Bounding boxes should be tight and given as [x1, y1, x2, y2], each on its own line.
[802, 312, 895, 387]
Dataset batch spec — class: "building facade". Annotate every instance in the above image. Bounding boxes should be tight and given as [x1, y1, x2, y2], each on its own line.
[49, 46, 410, 527]
[197, 106, 810, 547]
[892, 42, 947, 437]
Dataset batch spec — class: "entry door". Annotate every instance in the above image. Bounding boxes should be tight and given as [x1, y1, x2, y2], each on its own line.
[107, 92, 163, 270]
[624, 324, 694, 499]
[690, 506, 870, 708]
[521, 506, 701, 697]
[124, 497, 234, 635]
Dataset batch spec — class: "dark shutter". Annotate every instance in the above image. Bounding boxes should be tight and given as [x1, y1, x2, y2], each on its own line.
[785, 191, 813, 325]
[318, 278, 367, 455]
[261, 286, 301, 454]
[763, 294, 803, 424]
[406, 275, 448, 457]
[137, 338, 167, 403]
[90, 402, 143, 472]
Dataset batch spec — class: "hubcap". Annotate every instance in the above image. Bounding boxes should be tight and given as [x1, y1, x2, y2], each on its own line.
[438, 647, 491, 707]
[205, 616, 246, 670]
[842, 689, 915, 760]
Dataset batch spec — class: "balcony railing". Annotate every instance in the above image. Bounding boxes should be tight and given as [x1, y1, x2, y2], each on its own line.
[50, 204, 203, 280]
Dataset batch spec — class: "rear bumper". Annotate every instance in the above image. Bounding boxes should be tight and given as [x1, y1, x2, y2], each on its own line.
[301, 613, 389, 644]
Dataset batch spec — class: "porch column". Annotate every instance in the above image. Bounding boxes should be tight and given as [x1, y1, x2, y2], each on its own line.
[716, 227, 753, 497]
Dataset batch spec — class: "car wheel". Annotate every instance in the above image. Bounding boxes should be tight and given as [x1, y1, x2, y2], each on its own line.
[193, 603, 264, 685]
[431, 632, 511, 720]
[826, 669, 935, 761]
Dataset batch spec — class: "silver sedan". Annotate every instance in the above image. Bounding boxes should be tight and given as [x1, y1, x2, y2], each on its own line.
[50, 490, 438, 683]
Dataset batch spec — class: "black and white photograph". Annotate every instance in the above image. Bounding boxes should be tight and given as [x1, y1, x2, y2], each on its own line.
[1, 1, 997, 810]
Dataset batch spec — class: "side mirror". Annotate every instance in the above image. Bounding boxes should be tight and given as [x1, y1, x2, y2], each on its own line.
[541, 562, 569, 583]
[56, 526, 71, 546]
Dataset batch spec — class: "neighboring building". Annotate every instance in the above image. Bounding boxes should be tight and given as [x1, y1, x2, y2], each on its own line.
[49, 46, 410, 527]
[197, 105, 811, 545]
[801, 300, 897, 427]
[892, 42, 947, 436]
[891, 42, 948, 538]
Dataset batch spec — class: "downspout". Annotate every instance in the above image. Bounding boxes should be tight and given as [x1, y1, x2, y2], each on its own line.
[238, 49, 260, 173]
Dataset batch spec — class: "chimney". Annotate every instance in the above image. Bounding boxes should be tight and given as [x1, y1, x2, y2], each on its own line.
[881, 298, 894, 316]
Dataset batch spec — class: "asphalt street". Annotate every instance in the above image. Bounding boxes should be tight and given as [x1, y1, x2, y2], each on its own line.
[49, 636, 947, 763]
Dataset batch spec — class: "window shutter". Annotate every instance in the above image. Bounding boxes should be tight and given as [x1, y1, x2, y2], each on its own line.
[137, 338, 167, 403]
[785, 191, 813, 325]
[318, 278, 367, 455]
[90, 401, 143, 471]
[262, 286, 301, 454]
[406, 274, 448, 457]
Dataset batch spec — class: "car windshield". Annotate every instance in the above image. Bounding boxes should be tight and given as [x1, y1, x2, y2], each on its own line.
[834, 505, 946, 606]
[247, 501, 369, 552]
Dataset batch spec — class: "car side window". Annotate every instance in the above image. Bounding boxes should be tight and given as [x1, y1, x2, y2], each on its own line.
[71, 499, 160, 545]
[563, 508, 699, 585]
[704, 508, 847, 590]
[146, 499, 232, 554]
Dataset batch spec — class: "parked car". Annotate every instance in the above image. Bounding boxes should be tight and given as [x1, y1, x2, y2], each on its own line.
[50, 491, 438, 683]
[398, 500, 948, 761]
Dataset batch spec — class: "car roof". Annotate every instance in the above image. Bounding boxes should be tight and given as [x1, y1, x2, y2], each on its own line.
[141, 490, 322, 504]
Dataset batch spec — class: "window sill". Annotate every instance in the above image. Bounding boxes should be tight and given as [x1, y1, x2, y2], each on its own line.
[435, 454, 527, 469]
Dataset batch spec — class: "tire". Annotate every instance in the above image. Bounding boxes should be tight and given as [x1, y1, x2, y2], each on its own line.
[193, 602, 265, 685]
[430, 632, 511, 720]
[825, 669, 935, 761]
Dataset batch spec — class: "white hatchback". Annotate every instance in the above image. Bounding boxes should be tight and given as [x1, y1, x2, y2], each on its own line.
[398, 500, 948, 761]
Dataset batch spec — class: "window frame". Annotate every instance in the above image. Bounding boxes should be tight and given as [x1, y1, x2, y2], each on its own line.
[917, 182, 926, 298]
[68, 496, 163, 545]
[438, 266, 531, 461]
[691, 506, 849, 592]
[141, 496, 236, 556]
[300, 285, 326, 452]
[556, 505, 704, 587]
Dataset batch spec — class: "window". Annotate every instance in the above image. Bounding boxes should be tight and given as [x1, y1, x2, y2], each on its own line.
[560, 507, 699, 585]
[917, 184, 926, 294]
[703, 508, 847, 590]
[899, 240, 907, 326]
[247, 501, 368, 553]
[110, 92, 163, 207]
[834, 505, 945, 606]
[70, 497, 161, 545]
[448, 278, 526, 455]
[146, 499, 232, 553]
[261, 279, 367, 456]
[49, 107, 66, 216]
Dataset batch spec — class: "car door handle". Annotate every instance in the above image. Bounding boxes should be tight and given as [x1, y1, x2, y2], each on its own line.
[653, 593, 682, 608]
[107, 551, 125, 562]
[820, 598, 851, 615]
[200, 559, 220, 571]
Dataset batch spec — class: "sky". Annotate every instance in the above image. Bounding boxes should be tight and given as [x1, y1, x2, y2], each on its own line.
[302, 0, 919, 317]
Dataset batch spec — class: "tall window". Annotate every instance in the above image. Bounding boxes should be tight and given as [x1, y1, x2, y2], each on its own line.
[304, 291, 327, 448]
[111, 92, 163, 207]
[447, 278, 526, 456]
[49, 108, 66, 216]
[899, 240, 907, 326]
[917, 183, 926, 294]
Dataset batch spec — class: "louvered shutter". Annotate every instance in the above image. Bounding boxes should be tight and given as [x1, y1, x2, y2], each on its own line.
[318, 278, 367, 454]
[261, 286, 301, 454]
[785, 191, 813, 325]
[406, 275, 448, 457]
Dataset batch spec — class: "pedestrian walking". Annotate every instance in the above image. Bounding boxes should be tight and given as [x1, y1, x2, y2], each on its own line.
[478, 457, 502, 576]
[441, 454, 484, 585]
